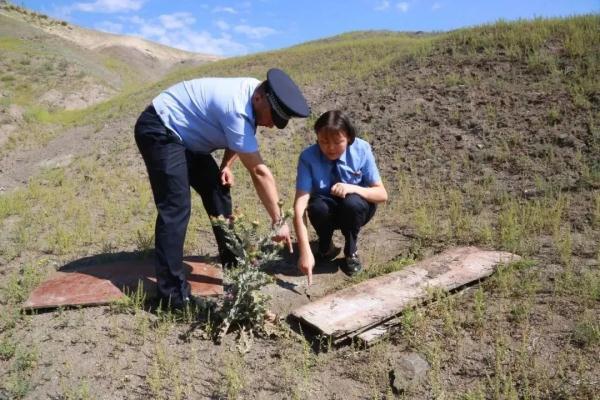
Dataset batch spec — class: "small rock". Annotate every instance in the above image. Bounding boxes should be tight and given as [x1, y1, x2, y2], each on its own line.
[476, 143, 484, 149]
[523, 188, 538, 199]
[555, 133, 576, 148]
[38, 154, 74, 169]
[389, 352, 429, 394]
[584, 259, 599, 267]
[264, 310, 277, 323]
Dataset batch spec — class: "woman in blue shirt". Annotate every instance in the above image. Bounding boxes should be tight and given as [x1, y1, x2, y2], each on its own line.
[294, 110, 388, 283]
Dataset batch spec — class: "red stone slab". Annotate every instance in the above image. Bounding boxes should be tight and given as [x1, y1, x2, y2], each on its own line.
[23, 257, 223, 310]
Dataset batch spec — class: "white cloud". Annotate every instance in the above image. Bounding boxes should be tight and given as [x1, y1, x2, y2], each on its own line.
[215, 19, 230, 31]
[432, 2, 442, 11]
[233, 24, 276, 39]
[158, 12, 196, 30]
[63, 5, 275, 56]
[95, 20, 123, 33]
[396, 2, 409, 12]
[374, 1, 390, 11]
[154, 29, 247, 55]
[72, 0, 144, 13]
[139, 24, 167, 38]
[126, 15, 145, 25]
[212, 6, 237, 14]
[122, 14, 247, 55]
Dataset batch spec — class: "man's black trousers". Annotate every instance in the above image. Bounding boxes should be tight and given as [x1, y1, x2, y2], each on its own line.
[307, 193, 376, 257]
[134, 105, 233, 303]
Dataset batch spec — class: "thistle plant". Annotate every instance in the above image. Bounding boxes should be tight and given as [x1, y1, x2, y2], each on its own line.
[211, 203, 292, 342]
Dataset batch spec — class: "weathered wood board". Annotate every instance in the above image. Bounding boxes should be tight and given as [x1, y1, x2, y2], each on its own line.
[356, 325, 390, 343]
[291, 247, 519, 339]
[23, 258, 223, 310]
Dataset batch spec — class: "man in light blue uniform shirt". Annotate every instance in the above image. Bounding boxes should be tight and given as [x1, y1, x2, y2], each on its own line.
[135, 68, 309, 308]
[152, 77, 261, 154]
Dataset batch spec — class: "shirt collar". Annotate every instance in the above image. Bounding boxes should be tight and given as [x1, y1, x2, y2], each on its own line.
[318, 146, 349, 164]
[338, 147, 348, 164]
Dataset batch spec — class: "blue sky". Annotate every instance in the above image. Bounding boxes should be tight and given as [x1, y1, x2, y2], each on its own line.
[19, 0, 600, 56]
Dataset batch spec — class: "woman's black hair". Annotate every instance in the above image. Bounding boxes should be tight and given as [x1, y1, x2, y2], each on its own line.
[313, 110, 357, 145]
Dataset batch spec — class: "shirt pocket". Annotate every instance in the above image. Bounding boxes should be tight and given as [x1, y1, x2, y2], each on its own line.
[346, 169, 363, 185]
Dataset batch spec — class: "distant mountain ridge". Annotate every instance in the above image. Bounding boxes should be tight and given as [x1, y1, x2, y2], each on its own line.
[0, 2, 220, 79]
[0, 1, 220, 149]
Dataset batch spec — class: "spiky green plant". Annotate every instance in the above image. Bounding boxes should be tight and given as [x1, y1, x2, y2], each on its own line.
[211, 204, 292, 342]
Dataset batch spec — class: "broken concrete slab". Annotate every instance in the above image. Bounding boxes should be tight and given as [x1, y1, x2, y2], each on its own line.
[23, 257, 222, 310]
[291, 246, 519, 341]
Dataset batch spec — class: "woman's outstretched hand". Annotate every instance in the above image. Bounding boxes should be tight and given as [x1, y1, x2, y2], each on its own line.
[298, 251, 315, 285]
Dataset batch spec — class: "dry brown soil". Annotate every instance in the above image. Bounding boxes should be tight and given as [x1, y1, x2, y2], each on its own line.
[1, 28, 598, 399]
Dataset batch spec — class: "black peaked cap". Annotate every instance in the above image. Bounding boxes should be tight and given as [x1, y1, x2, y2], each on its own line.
[266, 68, 310, 128]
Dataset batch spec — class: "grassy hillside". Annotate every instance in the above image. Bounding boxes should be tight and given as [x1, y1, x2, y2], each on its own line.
[0, 1, 217, 153]
[0, 14, 598, 399]
[0, 10, 133, 107]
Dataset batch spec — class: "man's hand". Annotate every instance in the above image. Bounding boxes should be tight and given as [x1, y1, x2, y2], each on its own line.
[272, 221, 293, 253]
[298, 251, 315, 285]
[330, 182, 355, 198]
[220, 166, 234, 187]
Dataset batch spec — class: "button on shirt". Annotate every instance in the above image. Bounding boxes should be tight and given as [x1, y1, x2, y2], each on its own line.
[296, 138, 382, 195]
[152, 77, 260, 154]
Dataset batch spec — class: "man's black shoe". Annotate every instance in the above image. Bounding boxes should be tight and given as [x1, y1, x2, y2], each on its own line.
[221, 259, 239, 269]
[159, 294, 190, 311]
[341, 253, 362, 276]
[316, 243, 341, 261]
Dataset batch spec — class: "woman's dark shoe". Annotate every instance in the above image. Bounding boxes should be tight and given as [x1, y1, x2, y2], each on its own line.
[316, 243, 341, 261]
[342, 253, 362, 276]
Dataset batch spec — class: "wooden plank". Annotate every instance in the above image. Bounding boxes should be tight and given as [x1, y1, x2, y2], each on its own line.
[23, 257, 223, 310]
[291, 246, 519, 339]
[357, 325, 390, 344]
